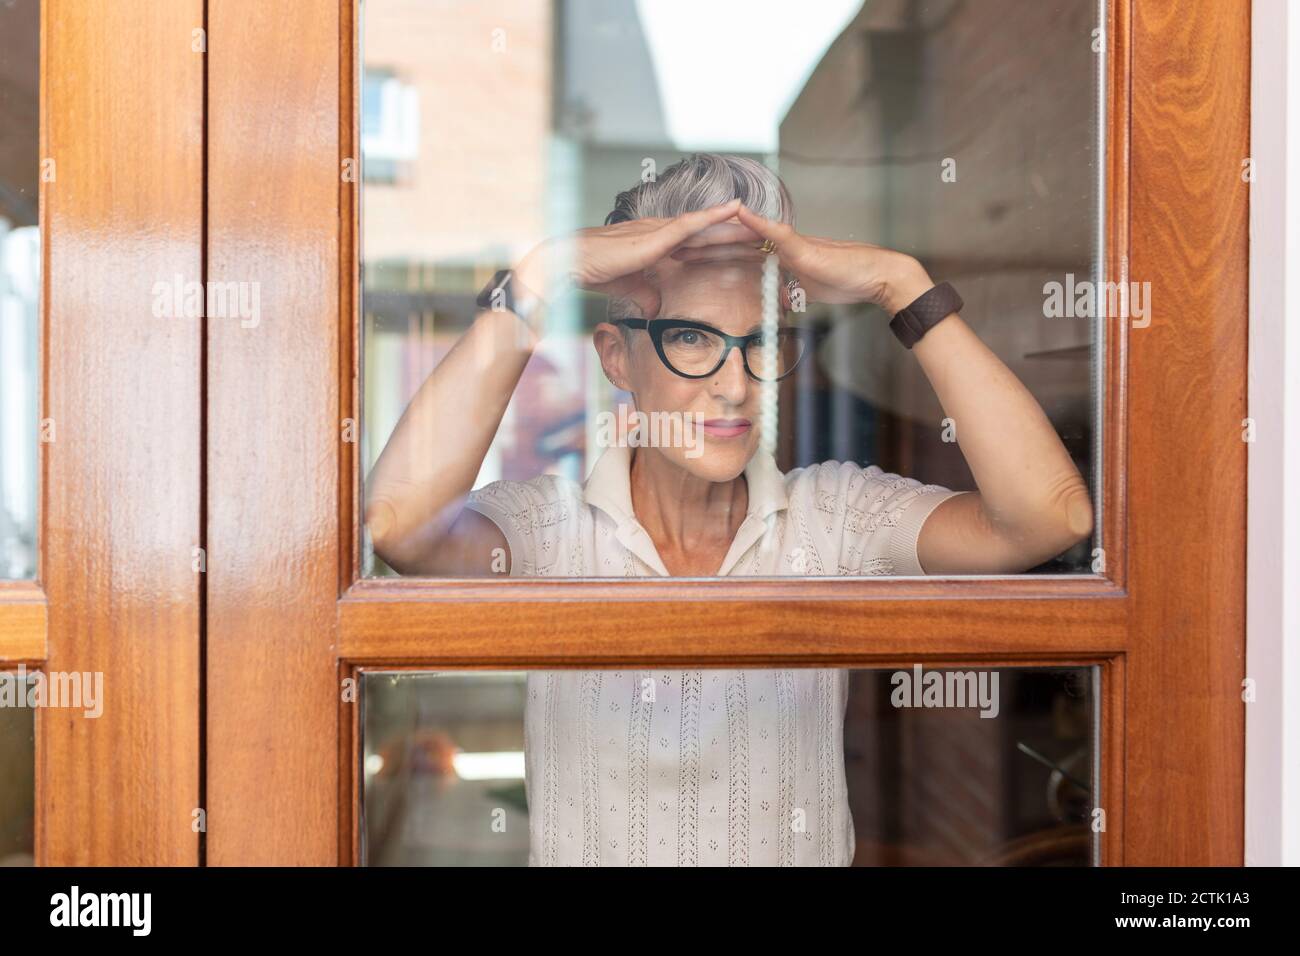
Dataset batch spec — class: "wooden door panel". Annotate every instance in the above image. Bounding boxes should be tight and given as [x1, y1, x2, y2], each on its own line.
[203, 0, 1247, 866]
[1124, 0, 1249, 865]
[205, 0, 345, 866]
[39, 0, 204, 866]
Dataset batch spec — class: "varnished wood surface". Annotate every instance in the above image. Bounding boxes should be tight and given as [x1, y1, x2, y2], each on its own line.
[1103, 0, 1132, 593]
[338, 0, 360, 867]
[339, 584, 1130, 663]
[0, 583, 46, 662]
[38, 0, 203, 865]
[202, 0, 1246, 866]
[206, 0, 342, 865]
[1124, 0, 1249, 865]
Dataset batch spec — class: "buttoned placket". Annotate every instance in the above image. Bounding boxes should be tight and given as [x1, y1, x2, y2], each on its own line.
[583, 444, 789, 578]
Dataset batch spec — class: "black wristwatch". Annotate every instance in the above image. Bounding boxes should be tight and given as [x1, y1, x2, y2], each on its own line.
[475, 269, 543, 326]
[888, 282, 963, 349]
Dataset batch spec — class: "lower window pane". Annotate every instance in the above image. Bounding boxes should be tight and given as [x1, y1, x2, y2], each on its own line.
[0, 670, 36, 866]
[361, 666, 1097, 867]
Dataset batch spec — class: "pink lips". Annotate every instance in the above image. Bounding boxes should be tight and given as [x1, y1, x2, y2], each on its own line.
[702, 418, 752, 439]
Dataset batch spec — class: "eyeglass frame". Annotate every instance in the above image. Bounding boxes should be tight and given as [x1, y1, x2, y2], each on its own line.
[610, 317, 815, 383]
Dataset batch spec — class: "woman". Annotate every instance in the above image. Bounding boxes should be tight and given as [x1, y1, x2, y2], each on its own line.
[365, 154, 1093, 866]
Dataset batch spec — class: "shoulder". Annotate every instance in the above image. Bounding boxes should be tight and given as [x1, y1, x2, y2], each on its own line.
[783, 459, 960, 574]
[463, 472, 588, 576]
[464, 472, 586, 534]
[783, 459, 948, 507]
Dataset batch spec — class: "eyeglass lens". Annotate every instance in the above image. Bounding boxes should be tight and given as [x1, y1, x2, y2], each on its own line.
[659, 325, 806, 380]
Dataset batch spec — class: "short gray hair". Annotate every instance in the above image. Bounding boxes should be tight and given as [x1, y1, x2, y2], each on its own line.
[605, 153, 795, 227]
[604, 153, 795, 327]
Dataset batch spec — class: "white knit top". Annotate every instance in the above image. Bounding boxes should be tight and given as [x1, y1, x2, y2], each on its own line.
[465, 444, 961, 866]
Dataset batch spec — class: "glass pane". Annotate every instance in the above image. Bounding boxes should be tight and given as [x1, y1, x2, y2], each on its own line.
[361, 666, 1098, 866]
[361, 0, 1105, 579]
[0, 0, 41, 580]
[0, 670, 36, 866]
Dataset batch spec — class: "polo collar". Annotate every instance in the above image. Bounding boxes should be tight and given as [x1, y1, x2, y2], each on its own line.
[583, 444, 789, 576]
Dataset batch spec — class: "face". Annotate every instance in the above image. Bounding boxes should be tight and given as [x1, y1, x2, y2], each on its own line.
[594, 257, 770, 483]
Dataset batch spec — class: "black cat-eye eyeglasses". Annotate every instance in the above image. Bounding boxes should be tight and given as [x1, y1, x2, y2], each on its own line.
[612, 317, 813, 382]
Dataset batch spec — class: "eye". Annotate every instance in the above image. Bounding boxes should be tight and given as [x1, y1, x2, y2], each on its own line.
[665, 328, 708, 347]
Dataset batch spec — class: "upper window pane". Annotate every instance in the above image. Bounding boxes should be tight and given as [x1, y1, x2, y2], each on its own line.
[361, 0, 1105, 579]
[0, 0, 40, 581]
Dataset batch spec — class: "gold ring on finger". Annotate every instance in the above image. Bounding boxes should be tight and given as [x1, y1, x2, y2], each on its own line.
[757, 239, 777, 255]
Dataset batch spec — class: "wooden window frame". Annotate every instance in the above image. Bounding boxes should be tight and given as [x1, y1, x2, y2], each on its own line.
[6, 0, 206, 866]
[197, 0, 1247, 867]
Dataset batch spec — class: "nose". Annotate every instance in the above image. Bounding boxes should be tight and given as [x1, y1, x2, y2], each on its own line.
[709, 345, 750, 405]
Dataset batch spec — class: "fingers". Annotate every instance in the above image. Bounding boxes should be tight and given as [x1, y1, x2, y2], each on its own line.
[676, 221, 764, 248]
[669, 243, 768, 264]
[734, 203, 797, 243]
[627, 199, 742, 265]
[659, 199, 743, 243]
[735, 203, 814, 275]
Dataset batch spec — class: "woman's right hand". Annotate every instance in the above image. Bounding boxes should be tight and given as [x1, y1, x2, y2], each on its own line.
[512, 198, 760, 326]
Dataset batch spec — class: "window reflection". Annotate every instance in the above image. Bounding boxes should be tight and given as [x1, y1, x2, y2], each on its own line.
[0, 670, 36, 866]
[0, 0, 40, 580]
[360, 667, 1097, 867]
[361, 0, 1102, 578]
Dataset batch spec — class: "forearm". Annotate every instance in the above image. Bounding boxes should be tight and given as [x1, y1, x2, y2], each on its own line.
[364, 306, 534, 567]
[724, 208, 1094, 568]
[911, 309, 1093, 550]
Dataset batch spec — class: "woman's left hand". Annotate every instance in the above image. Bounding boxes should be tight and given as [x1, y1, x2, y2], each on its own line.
[669, 203, 934, 315]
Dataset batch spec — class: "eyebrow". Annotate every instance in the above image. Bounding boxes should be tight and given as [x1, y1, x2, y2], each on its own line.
[660, 316, 790, 338]
[657, 314, 767, 336]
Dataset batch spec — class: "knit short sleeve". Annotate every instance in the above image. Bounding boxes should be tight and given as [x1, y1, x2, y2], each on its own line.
[463, 473, 583, 576]
[788, 460, 966, 576]
[857, 464, 967, 575]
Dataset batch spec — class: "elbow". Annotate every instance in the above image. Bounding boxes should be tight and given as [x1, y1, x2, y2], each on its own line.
[364, 495, 404, 571]
[365, 493, 455, 575]
[988, 474, 1093, 571]
[1062, 478, 1094, 545]
[1043, 473, 1094, 556]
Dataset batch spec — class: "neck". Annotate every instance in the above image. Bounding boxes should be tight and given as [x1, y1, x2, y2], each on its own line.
[629, 447, 748, 552]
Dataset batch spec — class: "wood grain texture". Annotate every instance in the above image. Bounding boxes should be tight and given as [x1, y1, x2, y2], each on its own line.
[1125, 0, 1249, 864]
[339, 583, 1129, 663]
[338, 0, 360, 869]
[1103, 0, 1132, 592]
[205, 0, 1245, 867]
[38, 0, 203, 865]
[1100, 653, 1125, 865]
[0, 583, 46, 662]
[206, 0, 342, 865]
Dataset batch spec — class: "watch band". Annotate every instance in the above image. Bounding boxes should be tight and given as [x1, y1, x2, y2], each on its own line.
[889, 281, 963, 349]
[476, 268, 542, 326]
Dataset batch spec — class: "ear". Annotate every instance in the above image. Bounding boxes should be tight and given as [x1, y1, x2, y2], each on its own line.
[592, 322, 631, 391]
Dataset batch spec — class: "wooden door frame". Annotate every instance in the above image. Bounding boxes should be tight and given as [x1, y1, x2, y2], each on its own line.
[203, 0, 1248, 866]
[0, 0, 205, 866]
